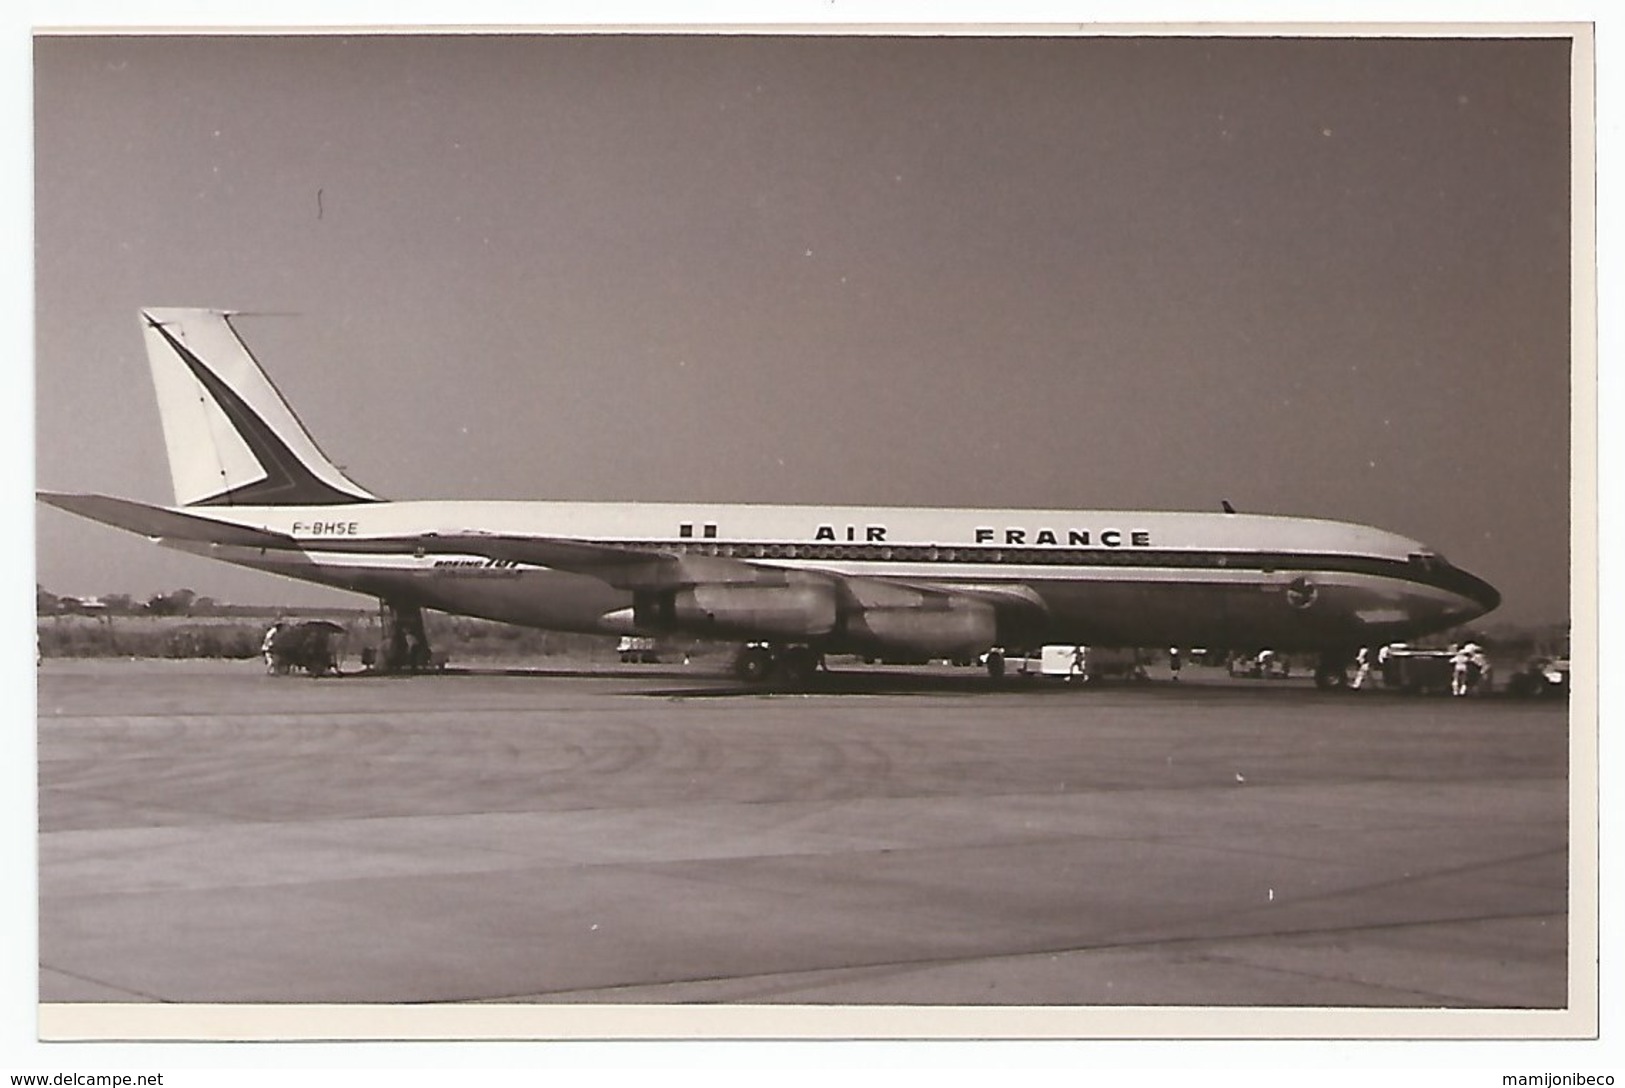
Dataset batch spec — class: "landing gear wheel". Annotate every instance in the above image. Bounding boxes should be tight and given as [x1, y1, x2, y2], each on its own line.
[1314, 665, 1349, 690]
[985, 650, 1006, 680]
[778, 646, 821, 687]
[378, 600, 432, 674]
[734, 644, 776, 683]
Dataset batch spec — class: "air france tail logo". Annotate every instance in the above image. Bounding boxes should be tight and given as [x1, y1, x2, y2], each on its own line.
[146, 314, 375, 507]
[1287, 576, 1319, 609]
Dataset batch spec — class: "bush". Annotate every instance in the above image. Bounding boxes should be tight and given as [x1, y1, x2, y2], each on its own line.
[38, 616, 266, 659]
[39, 611, 722, 664]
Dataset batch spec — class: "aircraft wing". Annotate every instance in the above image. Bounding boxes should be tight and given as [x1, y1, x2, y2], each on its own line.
[402, 532, 816, 589]
[407, 531, 1050, 631]
[904, 581, 1049, 616]
[35, 494, 1049, 643]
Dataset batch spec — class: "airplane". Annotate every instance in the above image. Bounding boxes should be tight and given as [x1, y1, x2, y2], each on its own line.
[37, 308, 1501, 687]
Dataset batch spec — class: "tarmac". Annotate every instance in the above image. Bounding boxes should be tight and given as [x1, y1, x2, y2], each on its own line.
[34, 658, 1575, 1039]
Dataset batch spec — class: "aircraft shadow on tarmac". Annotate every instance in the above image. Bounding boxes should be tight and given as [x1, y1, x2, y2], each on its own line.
[320, 663, 1554, 702]
[358, 664, 1011, 696]
[368, 664, 1405, 699]
[338, 663, 1073, 696]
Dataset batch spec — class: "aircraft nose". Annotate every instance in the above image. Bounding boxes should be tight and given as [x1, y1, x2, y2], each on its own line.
[1457, 568, 1501, 618]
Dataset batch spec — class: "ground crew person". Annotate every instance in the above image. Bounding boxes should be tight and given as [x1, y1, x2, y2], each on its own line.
[261, 620, 284, 674]
[1351, 646, 1372, 690]
[1463, 642, 1489, 695]
[1168, 647, 1182, 681]
[1450, 644, 1473, 696]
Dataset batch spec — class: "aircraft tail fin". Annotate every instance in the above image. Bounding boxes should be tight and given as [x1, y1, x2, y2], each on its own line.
[139, 308, 380, 507]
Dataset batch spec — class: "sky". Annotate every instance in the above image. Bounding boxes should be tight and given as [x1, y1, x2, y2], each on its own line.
[30, 29, 1578, 624]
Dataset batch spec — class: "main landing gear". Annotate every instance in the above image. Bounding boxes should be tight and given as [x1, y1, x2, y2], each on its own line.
[733, 643, 824, 686]
[373, 600, 434, 674]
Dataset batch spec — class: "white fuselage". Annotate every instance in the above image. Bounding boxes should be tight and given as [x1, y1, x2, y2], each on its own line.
[163, 499, 1499, 652]
[46, 310, 1502, 671]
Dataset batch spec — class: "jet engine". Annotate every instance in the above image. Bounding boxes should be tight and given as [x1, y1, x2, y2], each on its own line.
[634, 573, 1004, 661]
[635, 581, 839, 640]
[841, 598, 998, 659]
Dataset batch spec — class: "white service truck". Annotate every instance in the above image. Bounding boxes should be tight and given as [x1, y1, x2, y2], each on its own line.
[1011, 644, 1148, 683]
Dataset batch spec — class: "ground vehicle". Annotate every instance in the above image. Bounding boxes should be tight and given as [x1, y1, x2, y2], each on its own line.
[1378, 645, 1457, 694]
[616, 636, 660, 664]
[1010, 644, 1148, 683]
[267, 620, 346, 676]
[1227, 651, 1291, 679]
[1504, 656, 1569, 698]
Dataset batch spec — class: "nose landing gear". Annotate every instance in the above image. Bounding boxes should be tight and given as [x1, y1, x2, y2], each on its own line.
[1314, 649, 1353, 690]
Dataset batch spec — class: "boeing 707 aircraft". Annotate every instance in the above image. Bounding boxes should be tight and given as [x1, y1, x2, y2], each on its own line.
[38, 309, 1501, 686]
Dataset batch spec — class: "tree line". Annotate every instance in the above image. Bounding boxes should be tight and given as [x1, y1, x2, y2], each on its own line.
[36, 584, 363, 619]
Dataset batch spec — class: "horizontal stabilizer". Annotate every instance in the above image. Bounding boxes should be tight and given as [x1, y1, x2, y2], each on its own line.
[37, 492, 299, 550]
